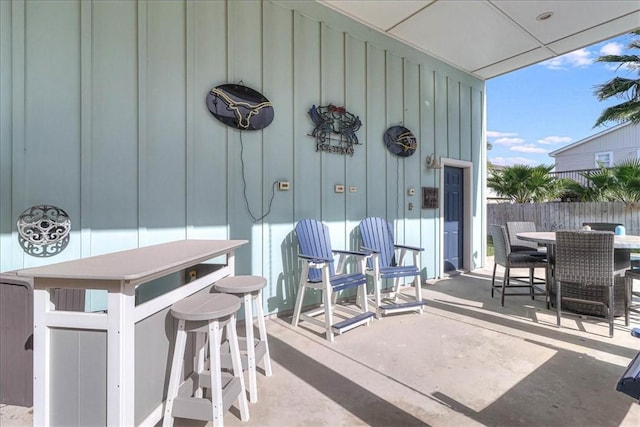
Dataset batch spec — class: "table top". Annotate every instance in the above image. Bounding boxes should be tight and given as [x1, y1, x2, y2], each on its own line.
[17, 239, 247, 282]
[517, 231, 640, 249]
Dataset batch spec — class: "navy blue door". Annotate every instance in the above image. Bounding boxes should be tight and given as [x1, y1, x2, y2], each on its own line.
[444, 166, 463, 272]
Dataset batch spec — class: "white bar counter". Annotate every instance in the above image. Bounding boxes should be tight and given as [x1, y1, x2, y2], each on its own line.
[17, 239, 247, 426]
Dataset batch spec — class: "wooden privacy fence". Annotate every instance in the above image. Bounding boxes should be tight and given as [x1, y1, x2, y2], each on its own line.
[488, 202, 640, 235]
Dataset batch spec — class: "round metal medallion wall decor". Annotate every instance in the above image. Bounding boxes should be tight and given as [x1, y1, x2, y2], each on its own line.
[384, 125, 418, 157]
[17, 204, 71, 257]
[206, 84, 274, 131]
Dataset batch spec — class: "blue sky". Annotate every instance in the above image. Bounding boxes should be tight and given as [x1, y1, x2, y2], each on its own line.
[486, 32, 637, 167]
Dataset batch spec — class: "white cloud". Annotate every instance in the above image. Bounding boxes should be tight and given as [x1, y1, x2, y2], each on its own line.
[600, 42, 623, 56]
[494, 137, 524, 145]
[597, 42, 631, 71]
[537, 136, 572, 145]
[510, 144, 548, 154]
[541, 48, 593, 70]
[490, 156, 540, 166]
[487, 130, 518, 138]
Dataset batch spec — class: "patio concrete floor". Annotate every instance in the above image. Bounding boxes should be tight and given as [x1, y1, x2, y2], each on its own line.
[2, 261, 640, 426]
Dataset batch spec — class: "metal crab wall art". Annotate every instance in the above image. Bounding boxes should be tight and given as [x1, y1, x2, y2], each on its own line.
[308, 104, 362, 156]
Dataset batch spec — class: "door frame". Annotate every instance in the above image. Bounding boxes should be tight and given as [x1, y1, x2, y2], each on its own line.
[438, 157, 473, 277]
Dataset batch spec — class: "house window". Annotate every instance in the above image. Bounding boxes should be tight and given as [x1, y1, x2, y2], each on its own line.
[595, 151, 613, 167]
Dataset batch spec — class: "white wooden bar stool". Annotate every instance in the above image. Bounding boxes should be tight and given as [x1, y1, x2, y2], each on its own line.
[163, 292, 249, 427]
[214, 275, 273, 403]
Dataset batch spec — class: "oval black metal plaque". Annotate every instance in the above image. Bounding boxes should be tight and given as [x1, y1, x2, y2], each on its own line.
[384, 125, 417, 157]
[206, 84, 274, 131]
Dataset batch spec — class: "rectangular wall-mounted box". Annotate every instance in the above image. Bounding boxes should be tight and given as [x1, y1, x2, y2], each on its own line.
[278, 181, 290, 191]
[349, 186, 357, 193]
[335, 185, 345, 193]
[422, 187, 439, 209]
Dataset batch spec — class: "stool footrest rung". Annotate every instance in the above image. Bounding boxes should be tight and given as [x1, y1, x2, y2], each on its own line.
[220, 338, 268, 371]
[172, 373, 241, 421]
[380, 300, 426, 315]
[332, 311, 375, 334]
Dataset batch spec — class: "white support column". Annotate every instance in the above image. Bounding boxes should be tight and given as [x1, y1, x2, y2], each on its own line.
[227, 250, 235, 274]
[106, 281, 136, 425]
[33, 287, 53, 426]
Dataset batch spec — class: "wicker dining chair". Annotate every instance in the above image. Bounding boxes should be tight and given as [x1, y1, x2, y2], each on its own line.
[555, 230, 624, 337]
[505, 221, 546, 257]
[582, 222, 631, 274]
[488, 224, 547, 307]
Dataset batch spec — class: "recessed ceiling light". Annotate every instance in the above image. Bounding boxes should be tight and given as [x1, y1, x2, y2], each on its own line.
[536, 11, 553, 21]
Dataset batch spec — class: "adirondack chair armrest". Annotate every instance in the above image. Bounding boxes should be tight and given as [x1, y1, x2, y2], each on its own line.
[333, 249, 369, 258]
[298, 254, 332, 264]
[360, 246, 380, 254]
[394, 244, 424, 252]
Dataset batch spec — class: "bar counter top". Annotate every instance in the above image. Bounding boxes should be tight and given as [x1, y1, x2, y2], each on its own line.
[18, 239, 247, 286]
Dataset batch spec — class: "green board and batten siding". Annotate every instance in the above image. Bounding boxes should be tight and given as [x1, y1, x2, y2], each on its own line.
[0, 0, 486, 314]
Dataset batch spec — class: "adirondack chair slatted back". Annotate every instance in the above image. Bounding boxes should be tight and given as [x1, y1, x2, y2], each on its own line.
[295, 219, 336, 281]
[360, 217, 396, 268]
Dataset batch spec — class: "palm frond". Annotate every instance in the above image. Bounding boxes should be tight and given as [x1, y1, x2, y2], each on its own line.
[593, 77, 640, 101]
[593, 100, 640, 127]
[595, 54, 640, 65]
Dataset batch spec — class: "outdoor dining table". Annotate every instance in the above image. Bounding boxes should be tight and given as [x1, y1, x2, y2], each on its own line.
[516, 231, 640, 307]
[517, 231, 640, 248]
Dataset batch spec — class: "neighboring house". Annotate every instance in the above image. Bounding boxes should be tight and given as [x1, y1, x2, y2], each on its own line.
[549, 122, 640, 171]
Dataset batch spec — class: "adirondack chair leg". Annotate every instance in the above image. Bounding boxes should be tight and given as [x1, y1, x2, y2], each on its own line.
[374, 277, 383, 319]
[413, 253, 424, 314]
[414, 272, 424, 314]
[325, 287, 335, 342]
[331, 290, 339, 305]
[393, 277, 401, 303]
[358, 278, 370, 316]
[292, 277, 307, 328]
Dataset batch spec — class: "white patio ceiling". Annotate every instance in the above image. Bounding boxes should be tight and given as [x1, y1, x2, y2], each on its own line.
[319, 0, 640, 79]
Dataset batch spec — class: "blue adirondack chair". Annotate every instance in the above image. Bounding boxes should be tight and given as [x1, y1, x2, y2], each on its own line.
[359, 217, 426, 318]
[292, 219, 375, 342]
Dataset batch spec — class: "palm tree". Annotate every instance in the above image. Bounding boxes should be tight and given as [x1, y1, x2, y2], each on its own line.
[488, 164, 564, 203]
[564, 159, 640, 204]
[593, 30, 640, 127]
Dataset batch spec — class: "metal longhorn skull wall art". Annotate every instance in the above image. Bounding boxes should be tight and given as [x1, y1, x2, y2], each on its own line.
[206, 83, 274, 131]
[308, 104, 362, 156]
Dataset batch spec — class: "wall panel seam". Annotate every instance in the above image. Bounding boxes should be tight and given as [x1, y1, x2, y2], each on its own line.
[80, 0, 92, 257]
[137, 0, 147, 247]
[10, 0, 26, 267]
[185, 0, 194, 239]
